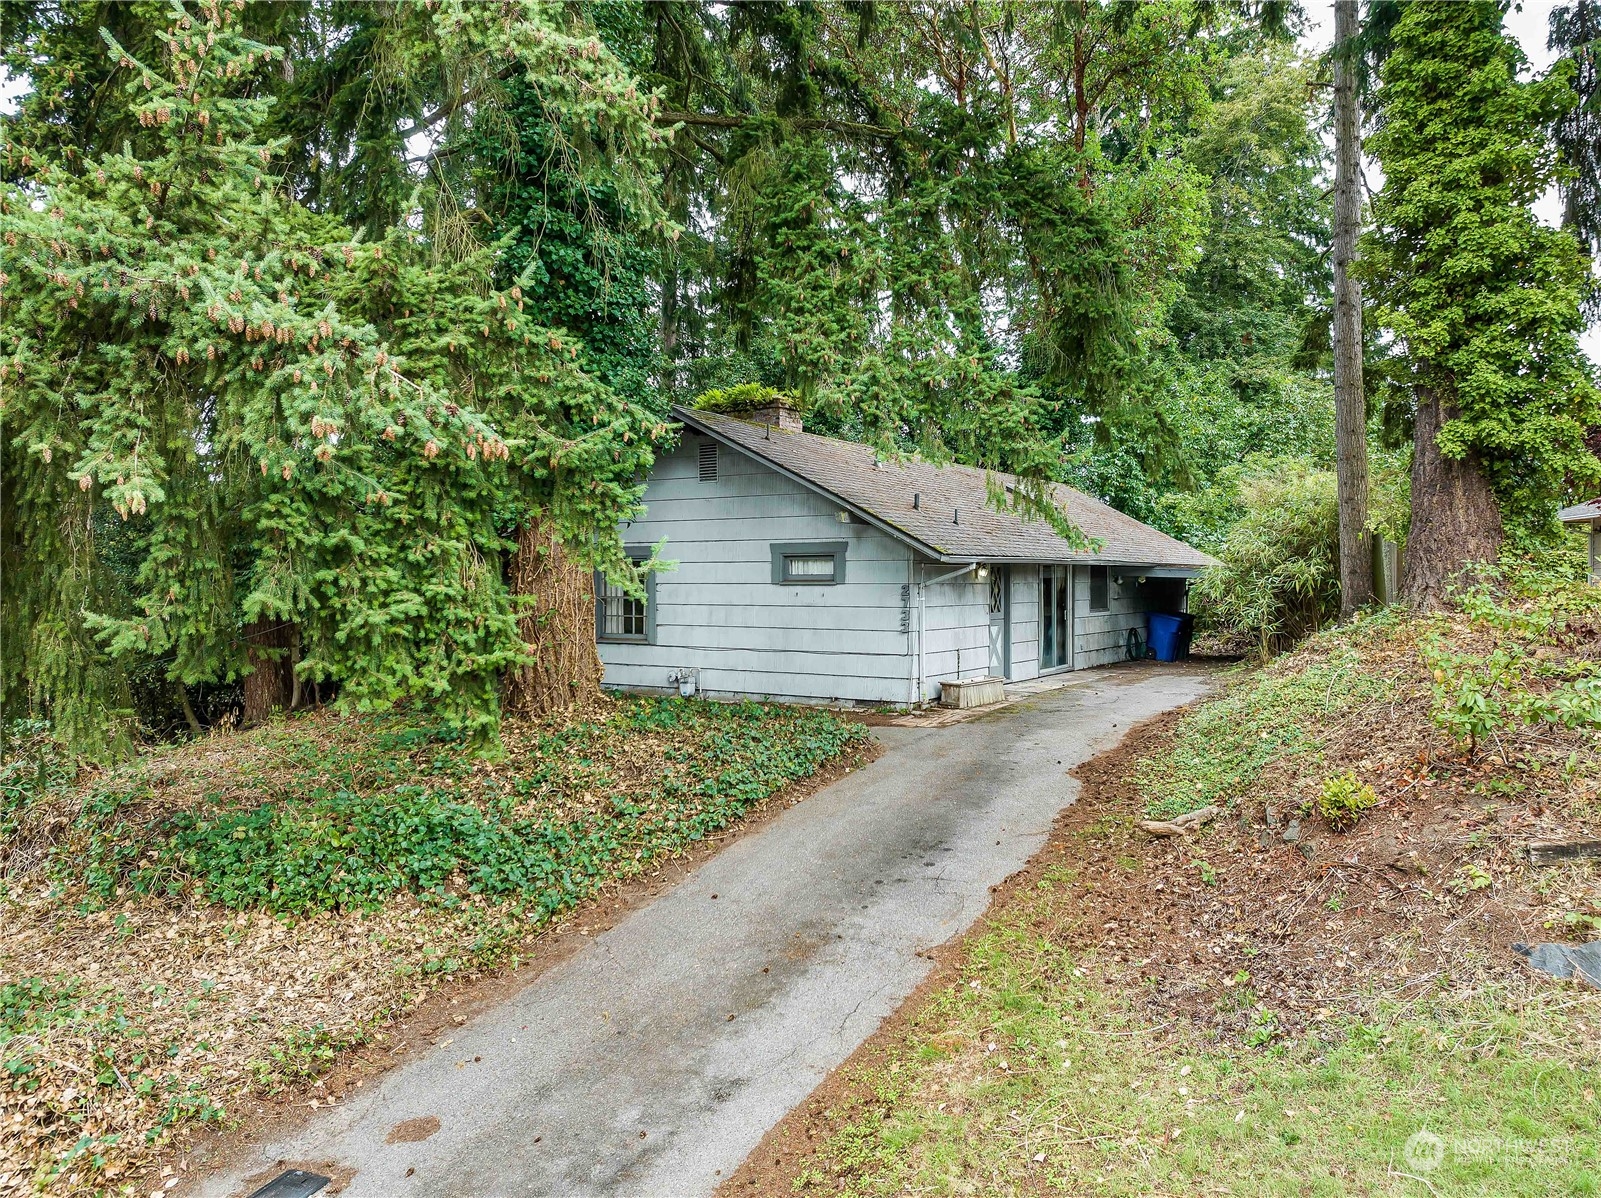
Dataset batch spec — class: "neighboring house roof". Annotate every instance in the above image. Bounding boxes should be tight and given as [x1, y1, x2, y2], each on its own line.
[675, 406, 1218, 572]
[1560, 499, 1601, 524]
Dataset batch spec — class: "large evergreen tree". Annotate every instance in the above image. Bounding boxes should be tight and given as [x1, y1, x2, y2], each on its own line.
[642, 1, 1221, 528]
[1363, 0, 1600, 606]
[0, 0, 667, 754]
[1550, 0, 1601, 282]
[1330, 0, 1374, 615]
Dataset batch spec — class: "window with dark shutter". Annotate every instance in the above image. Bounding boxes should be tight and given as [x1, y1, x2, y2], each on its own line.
[698, 440, 718, 481]
[769, 541, 847, 585]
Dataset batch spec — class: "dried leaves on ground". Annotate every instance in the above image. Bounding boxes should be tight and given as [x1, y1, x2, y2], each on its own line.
[1, 696, 869, 1198]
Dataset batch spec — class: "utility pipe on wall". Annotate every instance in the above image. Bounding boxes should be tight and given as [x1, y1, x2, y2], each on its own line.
[916, 561, 979, 705]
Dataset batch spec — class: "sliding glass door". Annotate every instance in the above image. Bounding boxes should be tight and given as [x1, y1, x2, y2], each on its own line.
[1040, 565, 1072, 670]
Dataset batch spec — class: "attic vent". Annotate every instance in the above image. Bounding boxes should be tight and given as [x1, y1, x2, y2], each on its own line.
[698, 440, 718, 482]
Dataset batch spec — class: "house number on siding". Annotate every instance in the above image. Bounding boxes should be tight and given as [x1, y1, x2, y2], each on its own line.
[899, 583, 911, 633]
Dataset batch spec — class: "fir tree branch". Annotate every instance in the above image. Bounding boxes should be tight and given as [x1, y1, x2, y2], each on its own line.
[654, 111, 901, 139]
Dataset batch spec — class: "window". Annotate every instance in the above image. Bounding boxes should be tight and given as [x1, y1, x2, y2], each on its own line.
[770, 541, 847, 586]
[1089, 564, 1110, 613]
[698, 440, 718, 482]
[987, 569, 1004, 615]
[785, 555, 836, 581]
[595, 556, 654, 643]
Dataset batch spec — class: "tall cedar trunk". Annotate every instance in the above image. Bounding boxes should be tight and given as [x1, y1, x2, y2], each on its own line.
[1332, 0, 1376, 616]
[503, 514, 603, 718]
[241, 617, 293, 726]
[1402, 386, 1503, 607]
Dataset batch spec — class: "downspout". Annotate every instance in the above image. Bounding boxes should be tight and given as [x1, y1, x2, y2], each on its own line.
[907, 549, 918, 708]
[918, 562, 979, 705]
[915, 560, 925, 706]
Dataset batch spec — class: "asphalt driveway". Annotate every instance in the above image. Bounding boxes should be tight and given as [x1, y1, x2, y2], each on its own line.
[199, 663, 1213, 1198]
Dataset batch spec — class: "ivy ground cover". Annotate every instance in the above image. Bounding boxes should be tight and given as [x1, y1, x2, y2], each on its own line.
[0, 697, 868, 1197]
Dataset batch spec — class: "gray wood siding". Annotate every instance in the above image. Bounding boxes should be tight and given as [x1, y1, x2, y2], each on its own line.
[1072, 565, 1145, 668]
[603, 434, 1196, 705]
[916, 565, 988, 702]
[1009, 565, 1041, 681]
[599, 436, 916, 705]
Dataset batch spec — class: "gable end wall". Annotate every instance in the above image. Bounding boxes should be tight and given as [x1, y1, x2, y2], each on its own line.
[598, 437, 916, 705]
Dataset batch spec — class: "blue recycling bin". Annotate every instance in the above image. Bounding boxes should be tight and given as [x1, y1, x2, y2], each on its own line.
[1147, 612, 1186, 662]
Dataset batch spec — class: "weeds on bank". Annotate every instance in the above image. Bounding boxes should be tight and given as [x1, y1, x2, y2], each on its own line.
[1138, 563, 1601, 825]
[1134, 613, 1401, 821]
[796, 871, 1601, 1197]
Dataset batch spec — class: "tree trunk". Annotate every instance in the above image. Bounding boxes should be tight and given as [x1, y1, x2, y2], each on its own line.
[503, 513, 603, 719]
[1401, 386, 1503, 608]
[288, 624, 303, 711]
[1332, 0, 1375, 617]
[660, 254, 679, 392]
[241, 617, 293, 726]
[175, 681, 203, 736]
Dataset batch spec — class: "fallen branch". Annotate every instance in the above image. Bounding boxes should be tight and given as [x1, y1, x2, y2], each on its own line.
[1139, 805, 1219, 837]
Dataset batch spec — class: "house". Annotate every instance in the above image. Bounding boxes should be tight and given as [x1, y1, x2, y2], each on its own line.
[595, 400, 1216, 707]
[1560, 498, 1601, 582]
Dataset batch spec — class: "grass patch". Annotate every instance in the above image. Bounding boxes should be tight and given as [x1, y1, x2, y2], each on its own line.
[791, 870, 1601, 1197]
[1134, 618, 1397, 820]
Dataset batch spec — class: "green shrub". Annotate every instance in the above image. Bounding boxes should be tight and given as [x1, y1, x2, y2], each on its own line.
[1423, 561, 1601, 757]
[1317, 772, 1378, 832]
[1174, 456, 1408, 658]
[1184, 460, 1341, 656]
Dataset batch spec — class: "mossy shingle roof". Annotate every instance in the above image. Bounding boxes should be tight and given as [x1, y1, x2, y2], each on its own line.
[677, 406, 1217, 571]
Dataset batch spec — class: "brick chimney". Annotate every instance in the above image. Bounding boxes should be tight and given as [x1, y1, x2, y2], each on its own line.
[732, 400, 803, 433]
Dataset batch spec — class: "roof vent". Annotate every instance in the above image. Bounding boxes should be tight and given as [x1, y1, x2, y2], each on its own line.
[912, 492, 921, 510]
[953, 508, 960, 525]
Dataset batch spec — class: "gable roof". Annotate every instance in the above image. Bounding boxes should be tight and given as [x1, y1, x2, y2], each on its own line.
[1560, 499, 1601, 524]
[675, 406, 1217, 572]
